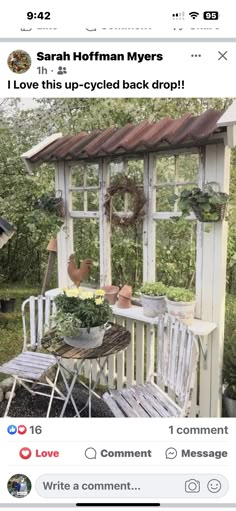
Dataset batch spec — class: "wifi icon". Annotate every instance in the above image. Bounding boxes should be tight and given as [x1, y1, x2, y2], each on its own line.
[189, 11, 199, 19]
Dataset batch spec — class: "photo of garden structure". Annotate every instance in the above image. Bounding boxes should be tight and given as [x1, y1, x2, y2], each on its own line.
[0, 97, 236, 418]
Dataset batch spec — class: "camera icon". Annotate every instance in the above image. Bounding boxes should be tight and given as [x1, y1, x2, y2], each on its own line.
[185, 479, 200, 493]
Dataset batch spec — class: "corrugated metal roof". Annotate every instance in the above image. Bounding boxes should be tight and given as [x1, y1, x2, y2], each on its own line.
[27, 110, 225, 163]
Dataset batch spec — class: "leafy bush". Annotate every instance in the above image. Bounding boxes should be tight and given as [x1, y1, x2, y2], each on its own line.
[54, 288, 111, 334]
[140, 282, 167, 297]
[166, 286, 195, 302]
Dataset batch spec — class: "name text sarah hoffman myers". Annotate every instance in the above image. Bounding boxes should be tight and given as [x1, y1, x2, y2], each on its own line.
[36, 51, 164, 63]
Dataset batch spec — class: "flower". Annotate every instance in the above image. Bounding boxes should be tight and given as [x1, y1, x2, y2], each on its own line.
[80, 291, 94, 300]
[64, 288, 80, 297]
[95, 297, 104, 305]
[95, 289, 105, 297]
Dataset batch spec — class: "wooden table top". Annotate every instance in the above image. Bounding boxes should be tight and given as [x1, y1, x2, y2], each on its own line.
[43, 323, 131, 360]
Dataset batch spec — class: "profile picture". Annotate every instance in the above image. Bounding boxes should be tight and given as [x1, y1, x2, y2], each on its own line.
[7, 50, 31, 74]
[7, 474, 31, 498]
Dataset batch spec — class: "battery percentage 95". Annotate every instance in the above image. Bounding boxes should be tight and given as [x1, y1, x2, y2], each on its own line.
[203, 11, 219, 20]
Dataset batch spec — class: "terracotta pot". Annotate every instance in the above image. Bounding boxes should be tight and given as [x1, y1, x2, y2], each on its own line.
[47, 238, 57, 252]
[101, 285, 119, 305]
[117, 285, 132, 309]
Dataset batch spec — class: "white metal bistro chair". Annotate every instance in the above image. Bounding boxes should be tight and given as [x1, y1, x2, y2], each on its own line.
[103, 316, 199, 418]
[0, 296, 79, 417]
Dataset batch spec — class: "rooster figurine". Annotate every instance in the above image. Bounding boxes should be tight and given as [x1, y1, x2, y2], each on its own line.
[67, 254, 93, 287]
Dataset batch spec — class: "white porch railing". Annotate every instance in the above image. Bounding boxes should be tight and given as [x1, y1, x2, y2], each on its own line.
[80, 304, 217, 418]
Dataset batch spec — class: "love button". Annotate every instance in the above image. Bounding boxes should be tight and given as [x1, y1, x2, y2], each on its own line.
[19, 447, 32, 460]
[36, 449, 59, 458]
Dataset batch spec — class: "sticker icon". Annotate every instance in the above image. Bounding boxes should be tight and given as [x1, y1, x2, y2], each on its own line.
[19, 448, 32, 460]
[207, 479, 222, 493]
[18, 425, 27, 435]
[7, 425, 17, 435]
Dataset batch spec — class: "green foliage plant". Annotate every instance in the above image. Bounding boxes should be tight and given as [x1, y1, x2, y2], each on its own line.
[140, 282, 167, 297]
[0, 288, 13, 300]
[54, 288, 111, 335]
[53, 311, 81, 337]
[223, 338, 236, 400]
[175, 185, 228, 222]
[166, 286, 195, 303]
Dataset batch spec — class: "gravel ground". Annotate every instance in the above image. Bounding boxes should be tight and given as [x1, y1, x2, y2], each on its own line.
[0, 383, 114, 418]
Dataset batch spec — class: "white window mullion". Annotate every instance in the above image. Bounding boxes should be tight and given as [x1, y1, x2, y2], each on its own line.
[99, 159, 111, 286]
[143, 153, 156, 283]
[56, 162, 73, 288]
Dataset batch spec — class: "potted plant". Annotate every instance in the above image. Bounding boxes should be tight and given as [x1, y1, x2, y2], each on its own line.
[223, 341, 236, 417]
[166, 286, 195, 323]
[54, 288, 111, 348]
[140, 282, 167, 317]
[175, 184, 228, 222]
[0, 289, 16, 313]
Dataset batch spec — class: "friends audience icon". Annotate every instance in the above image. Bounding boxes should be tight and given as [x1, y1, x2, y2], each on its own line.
[57, 66, 67, 75]
[7, 50, 32, 74]
[7, 474, 31, 499]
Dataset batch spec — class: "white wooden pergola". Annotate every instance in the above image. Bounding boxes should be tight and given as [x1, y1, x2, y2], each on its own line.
[22, 103, 236, 417]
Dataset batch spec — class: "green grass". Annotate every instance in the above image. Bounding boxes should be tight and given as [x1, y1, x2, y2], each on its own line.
[0, 285, 40, 300]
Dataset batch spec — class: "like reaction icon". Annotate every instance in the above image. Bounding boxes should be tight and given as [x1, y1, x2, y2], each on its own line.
[7, 425, 17, 435]
[19, 447, 32, 460]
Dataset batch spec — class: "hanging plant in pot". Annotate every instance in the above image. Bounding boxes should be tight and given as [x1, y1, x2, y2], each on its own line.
[223, 341, 236, 417]
[174, 183, 229, 223]
[165, 287, 195, 324]
[140, 282, 167, 318]
[35, 192, 65, 218]
[54, 289, 112, 348]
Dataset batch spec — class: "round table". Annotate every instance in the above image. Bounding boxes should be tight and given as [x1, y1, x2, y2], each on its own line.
[48, 324, 131, 417]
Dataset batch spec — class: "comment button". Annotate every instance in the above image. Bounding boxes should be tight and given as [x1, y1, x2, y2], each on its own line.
[36, 474, 228, 499]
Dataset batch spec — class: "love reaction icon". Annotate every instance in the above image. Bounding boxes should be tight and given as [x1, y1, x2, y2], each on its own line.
[18, 425, 27, 435]
[19, 447, 32, 460]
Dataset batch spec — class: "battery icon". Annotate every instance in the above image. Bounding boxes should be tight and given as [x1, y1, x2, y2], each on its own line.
[203, 11, 219, 20]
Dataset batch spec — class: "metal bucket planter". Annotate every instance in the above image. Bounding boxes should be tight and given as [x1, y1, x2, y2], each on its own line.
[141, 294, 166, 317]
[223, 388, 236, 417]
[166, 299, 195, 324]
[64, 323, 111, 349]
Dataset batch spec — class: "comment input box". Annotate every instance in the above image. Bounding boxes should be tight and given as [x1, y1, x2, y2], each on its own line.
[36, 474, 228, 499]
